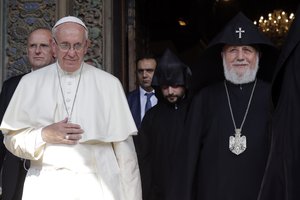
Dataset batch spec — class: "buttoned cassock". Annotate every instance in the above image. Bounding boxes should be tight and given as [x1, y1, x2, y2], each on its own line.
[0, 62, 142, 200]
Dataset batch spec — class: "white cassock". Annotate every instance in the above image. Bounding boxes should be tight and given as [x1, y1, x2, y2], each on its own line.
[0, 62, 142, 200]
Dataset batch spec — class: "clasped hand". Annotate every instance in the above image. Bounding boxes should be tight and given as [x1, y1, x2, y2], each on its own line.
[41, 118, 84, 145]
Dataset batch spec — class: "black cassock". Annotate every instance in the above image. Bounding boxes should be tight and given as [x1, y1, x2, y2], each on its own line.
[171, 80, 272, 200]
[137, 98, 190, 200]
[257, 4, 300, 200]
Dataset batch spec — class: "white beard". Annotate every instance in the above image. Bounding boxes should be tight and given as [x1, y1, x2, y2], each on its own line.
[223, 55, 259, 84]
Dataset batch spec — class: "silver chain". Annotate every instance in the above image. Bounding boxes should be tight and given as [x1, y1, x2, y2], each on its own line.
[56, 63, 83, 122]
[224, 79, 257, 131]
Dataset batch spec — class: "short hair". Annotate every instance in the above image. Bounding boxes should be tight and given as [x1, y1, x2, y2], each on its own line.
[28, 27, 51, 40]
[27, 27, 52, 45]
[28, 27, 51, 35]
[222, 44, 261, 53]
[136, 52, 157, 68]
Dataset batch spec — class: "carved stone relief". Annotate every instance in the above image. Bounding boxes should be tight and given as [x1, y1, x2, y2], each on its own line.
[72, 0, 105, 70]
[3, 0, 108, 81]
[0, 0, 113, 84]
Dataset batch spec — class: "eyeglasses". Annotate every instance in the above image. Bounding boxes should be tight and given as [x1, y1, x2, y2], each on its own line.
[54, 38, 85, 52]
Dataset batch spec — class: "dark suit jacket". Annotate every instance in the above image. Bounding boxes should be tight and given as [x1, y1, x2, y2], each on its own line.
[127, 88, 143, 154]
[0, 74, 28, 200]
[127, 88, 142, 129]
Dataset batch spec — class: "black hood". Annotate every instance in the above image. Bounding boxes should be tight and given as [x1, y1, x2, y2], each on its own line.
[209, 12, 275, 48]
[152, 48, 192, 89]
[192, 12, 278, 92]
[151, 49, 192, 103]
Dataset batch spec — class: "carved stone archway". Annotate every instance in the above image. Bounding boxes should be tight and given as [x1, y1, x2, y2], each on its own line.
[0, 0, 133, 89]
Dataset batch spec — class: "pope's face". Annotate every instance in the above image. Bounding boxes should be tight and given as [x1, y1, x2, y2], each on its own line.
[52, 22, 88, 72]
[222, 45, 259, 84]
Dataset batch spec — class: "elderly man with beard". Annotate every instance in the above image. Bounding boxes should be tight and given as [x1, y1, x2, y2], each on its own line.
[167, 12, 278, 200]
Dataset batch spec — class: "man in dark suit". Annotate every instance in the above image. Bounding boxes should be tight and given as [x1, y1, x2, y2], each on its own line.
[127, 53, 158, 130]
[127, 53, 158, 153]
[0, 27, 54, 200]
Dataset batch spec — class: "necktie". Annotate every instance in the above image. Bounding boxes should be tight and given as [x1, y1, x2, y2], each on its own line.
[145, 92, 154, 112]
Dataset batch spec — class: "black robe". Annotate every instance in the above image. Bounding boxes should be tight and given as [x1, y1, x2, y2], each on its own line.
[257, 5, 300, 200]
[0, 74, 29, 200]
[137, 97, 191, 200]
[170, 80, 272, 200]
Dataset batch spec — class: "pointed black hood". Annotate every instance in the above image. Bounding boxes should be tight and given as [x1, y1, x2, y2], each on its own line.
[194, 12, 278, 89]
[152, 49, 192, 89]
[209, 12, 275, 47]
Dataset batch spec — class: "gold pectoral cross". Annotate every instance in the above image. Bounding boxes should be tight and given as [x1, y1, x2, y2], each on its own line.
[229, 129, 247, 155]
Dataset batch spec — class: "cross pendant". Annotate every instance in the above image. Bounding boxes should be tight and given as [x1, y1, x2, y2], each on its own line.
[229, 129, 247, 155]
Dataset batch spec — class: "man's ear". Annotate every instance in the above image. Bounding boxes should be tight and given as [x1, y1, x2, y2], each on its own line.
[51, 38, 57, 58]
[87, 39, 92, 48]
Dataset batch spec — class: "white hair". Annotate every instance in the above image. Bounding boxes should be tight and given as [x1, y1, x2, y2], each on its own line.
[223, 54, 259, 84]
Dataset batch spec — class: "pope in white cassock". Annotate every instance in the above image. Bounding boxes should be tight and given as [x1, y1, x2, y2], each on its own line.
[0, 16, 142, 200]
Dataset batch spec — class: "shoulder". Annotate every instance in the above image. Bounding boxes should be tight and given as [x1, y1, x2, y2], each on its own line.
[83, 64, 125, 92]
[0, 74, 26, 99]
[21, 63, 55, 81]
[190, 81, 224, 111]
[83, 64, 125, 95]
[255, 79, 271, 97]
[4, 74, 25, 83]
[84, 63, 119, 82]
[127, 89, 139, 97]
[141, 106, 158, 124]
[194, 81, 223, 98]
[14, 64, 56, 92]
[257, 79, 270, 88]
[127, 89, 140, 106]
[2, 73, 26, 88]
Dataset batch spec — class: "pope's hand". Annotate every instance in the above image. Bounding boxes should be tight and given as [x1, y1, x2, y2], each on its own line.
[41, 118, 84, 145]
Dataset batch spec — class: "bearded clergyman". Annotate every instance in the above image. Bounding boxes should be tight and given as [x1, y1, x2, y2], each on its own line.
[167, 12, 278, 200]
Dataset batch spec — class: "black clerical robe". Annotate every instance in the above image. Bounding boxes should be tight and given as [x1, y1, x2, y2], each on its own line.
[174, 80, 272, 200]
[257, 5, 300, 199]
[137, 97, 190, 200]
[0, 74, 28, 200]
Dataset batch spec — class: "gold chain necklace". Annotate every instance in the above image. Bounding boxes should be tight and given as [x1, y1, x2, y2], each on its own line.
[224, 79, 257, 155]
[56, 63, 83, 122]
